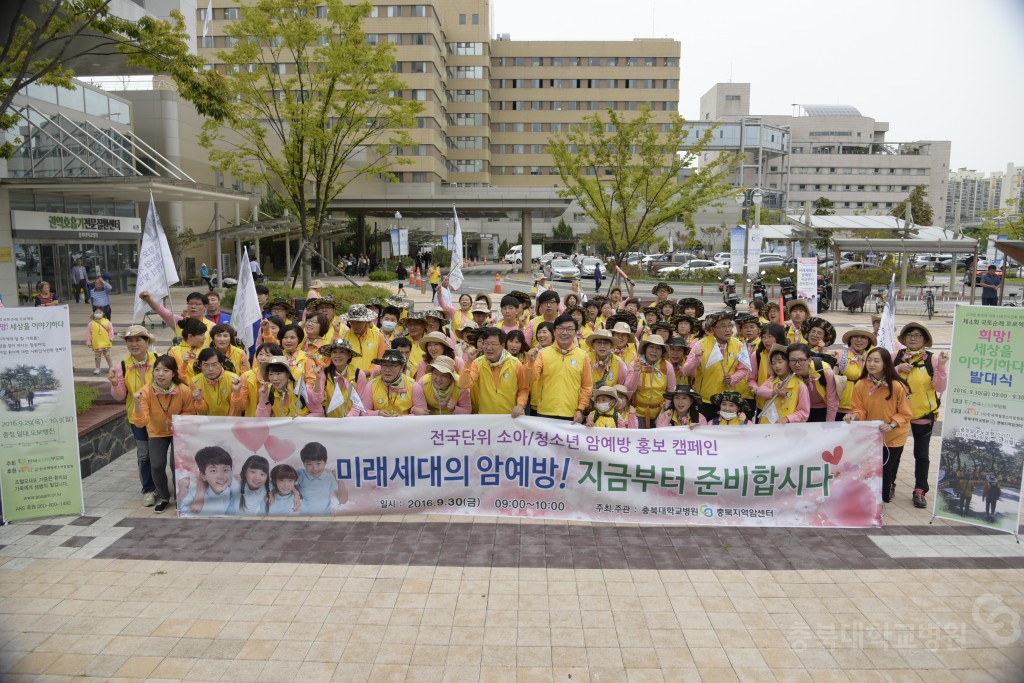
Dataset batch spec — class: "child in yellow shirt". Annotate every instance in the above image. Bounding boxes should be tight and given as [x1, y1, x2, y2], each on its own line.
[86, 309, 114, 375]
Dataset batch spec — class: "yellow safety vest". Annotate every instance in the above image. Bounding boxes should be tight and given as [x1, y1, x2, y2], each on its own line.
[632, 360, 671, 419]
[534, 344, 587, 416]
[369, 375, 415, 415]
[693, 336, 744, 403]
[192, 371, 242, 416]
[759, 375, 801, 424]
[470, 355, 521, 414]
[420, 375, 465, 415]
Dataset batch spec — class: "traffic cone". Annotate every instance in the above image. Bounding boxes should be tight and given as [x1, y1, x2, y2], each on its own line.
[413, 267, 421, 287]
[494, 273, 502, 294]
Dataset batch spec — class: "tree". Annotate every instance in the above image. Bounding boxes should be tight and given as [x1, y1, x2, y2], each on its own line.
[970, 200, 1024, 244]
[199, 0, 422, 289]
[890, 185, 934, 226]
[811, 197, 835, 253]
[0, 0, 228, 158]
[548, 106, 739, 266]
[552, 218, 574, 240]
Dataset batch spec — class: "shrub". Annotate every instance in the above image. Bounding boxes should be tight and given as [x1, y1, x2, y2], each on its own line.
[368, 270, 397, 282]
[219, 283, 392, 309]
[75, 385, 99, 415]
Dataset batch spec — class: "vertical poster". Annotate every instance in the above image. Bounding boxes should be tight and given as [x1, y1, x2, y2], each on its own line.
[747, 226, 764, 275]
[934, 305, 1024, 533]
[730, 227, 745, 274]
[796, 257, 819, 314]
[0, 306, 84, 522]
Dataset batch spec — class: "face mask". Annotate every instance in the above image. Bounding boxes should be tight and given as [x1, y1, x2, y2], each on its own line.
[595, 401, 613, 413]
[93, 312, 103, 319]
[381, 321, 397, 332]
[719, 411, 737, 421]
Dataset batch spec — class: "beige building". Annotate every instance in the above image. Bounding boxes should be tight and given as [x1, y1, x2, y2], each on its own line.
[700, 83, 951, 226]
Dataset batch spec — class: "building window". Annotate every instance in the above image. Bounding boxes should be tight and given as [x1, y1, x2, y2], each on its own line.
[472, 13, 479, 24]
[459, 13, 466, 24]
[532, 123, 542, 132]
[551, 57, 562, 66]
[725, 95, 741, 101]
[588, 57, 600, 66]
[607, 57, 617, 66]
[201, 36, 214, 48]
[645, 57, 656, 66]
[223, 7, 239, 20]
[387, 5, 402, 17]
[316, 5, 328, 18]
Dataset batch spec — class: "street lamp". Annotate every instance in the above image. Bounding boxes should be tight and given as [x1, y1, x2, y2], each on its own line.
[733, 188, 763, 288]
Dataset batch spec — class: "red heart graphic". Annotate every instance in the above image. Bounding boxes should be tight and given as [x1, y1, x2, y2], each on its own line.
[264, 435, 295, 462]
[822, 446, 843, 466]
[232, 422, 270, 453]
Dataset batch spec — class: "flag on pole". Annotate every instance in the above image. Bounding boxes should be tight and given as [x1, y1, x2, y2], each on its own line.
[202, 0, 213, 39]
[448, 206, 465, 291]
[233, 247, 262, 350]
[876, 274, 898, 354]
[132, 192, 180, 323]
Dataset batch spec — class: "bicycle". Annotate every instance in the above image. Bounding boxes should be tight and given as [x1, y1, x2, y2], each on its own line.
[1003, 290, 1020, 307]
[923, 285, 937, 319]
[874, 286, 887, 314]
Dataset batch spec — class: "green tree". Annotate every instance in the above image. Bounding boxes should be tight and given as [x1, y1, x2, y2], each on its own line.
[548, 106, 739, 266]
[890, 185, 934, 226]
[552, 218, 574, 239]
[969, 200, 1024, 243]
[199, 0, 422, 289]
[0, 0, 228, 159]
[811, 197, 835, 252]
[498, 239, 510, 258]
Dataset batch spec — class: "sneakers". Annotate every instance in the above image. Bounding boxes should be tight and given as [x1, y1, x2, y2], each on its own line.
[92, 368, 101, 375]
[154, 501, 169, 513]
[913, 488, 927, 509]
[142, 492, 156, 507]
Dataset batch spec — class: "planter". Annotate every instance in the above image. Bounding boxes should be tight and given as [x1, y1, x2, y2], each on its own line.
[77, 404, 134, 478]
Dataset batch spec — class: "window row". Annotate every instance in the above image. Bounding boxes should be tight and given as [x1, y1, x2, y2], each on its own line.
[199, 5, 432, 21]
[795, 185, 916, 192]
[492, 56, 677, 67]
[493, 78, 675, 89]
[366, 33, 437, 47]
[493, 121, 674, 133]
[790, 167, 930, 176]
[447, 42, 486, 56]
[493, 100, 676, 111]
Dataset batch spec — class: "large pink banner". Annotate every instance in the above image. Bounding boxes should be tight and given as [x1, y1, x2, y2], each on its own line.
[172, 416, 884, 527]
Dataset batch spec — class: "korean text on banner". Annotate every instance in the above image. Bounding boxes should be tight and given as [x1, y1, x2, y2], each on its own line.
[173, 416, 884, 527]
[796, 258, 818, 314]
[132, 192, 179, 323]
[933, 304, 1024, 534]
[0, 306, 84, 522]
[747, 227, 764, 274]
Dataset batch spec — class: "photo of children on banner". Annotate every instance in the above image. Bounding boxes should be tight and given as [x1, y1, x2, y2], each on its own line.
[934, 437, 1022, 533]
[176, 440, 348, 517]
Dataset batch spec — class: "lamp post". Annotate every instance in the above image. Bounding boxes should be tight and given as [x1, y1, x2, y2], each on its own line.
[733, 188, 763, 291]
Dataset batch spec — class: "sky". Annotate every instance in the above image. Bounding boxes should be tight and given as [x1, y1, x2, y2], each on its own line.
[491, 0, 1024, 174]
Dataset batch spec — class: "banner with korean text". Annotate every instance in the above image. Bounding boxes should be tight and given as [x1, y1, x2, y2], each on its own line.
[933, 304, 1024, 534]
[173, 416, 884, 527]
[0, 306, 84, 522]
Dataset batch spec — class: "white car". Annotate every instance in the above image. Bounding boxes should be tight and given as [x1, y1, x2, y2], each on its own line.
[579, 258, 603, 277]
[640, 253, 662, 267]
[549, 259, 579, 281]
[758, 254, 786, 266]
[713, 252, 731, 263]
[658, 259, 728, 277]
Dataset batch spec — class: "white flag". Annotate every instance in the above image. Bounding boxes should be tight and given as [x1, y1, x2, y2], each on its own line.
[877, 274, 898, 354]
[202, 0, 213, 39]
[233, 247, 262, 350]
[326, 379, 345, 415]
[132, 192, 179, 323]
[448, 206, 464, 291]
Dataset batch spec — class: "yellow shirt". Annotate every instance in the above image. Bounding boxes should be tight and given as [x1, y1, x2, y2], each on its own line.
[528, 344, 594, 417]
[241, 368, 263, 417]
[632, 360, 672, 419]
[692, 336, 745, 403]
[192, 371, 245, 416]
[369, 375, 415, 416]
[460, 354, 528, 414]
[88, 319, 113, 350]
[119, 353, 157, 419]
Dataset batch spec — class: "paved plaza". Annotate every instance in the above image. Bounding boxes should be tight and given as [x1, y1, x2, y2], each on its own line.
[1, 279, 1022, 682]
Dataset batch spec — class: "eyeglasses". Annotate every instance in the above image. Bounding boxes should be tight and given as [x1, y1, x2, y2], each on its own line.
[904, 332, 924, 339]
[201, 362, 223, 369]
[555, 326, 576, 333]
[788, 358, 808, 365]
[479, 341, 502, 347]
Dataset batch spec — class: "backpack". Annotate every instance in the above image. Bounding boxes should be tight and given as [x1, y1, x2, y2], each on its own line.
[894, 349, 941, 409]
[811, 357, 847, 399]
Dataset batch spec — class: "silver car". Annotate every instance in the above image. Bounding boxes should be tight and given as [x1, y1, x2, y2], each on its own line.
[549, 259, 579, 281]
[579, 258, 603, 277]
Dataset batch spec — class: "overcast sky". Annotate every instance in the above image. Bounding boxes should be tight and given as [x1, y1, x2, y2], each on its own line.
[492, 0, 1024, 174]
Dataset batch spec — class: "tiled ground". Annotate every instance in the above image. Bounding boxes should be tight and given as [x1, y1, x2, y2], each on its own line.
[1, 449, 1023, 682]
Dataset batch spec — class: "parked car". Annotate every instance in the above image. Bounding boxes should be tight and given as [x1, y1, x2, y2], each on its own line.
[579, 258, 604, 277]
[839, 261, 870, 271]
[758, 254, 786, 266]
[658, 259, 728, 278]
[713, 252, 731, 264]
[549, 259, 580, 281]
[640, 253, 663, 267]
[647, 251, 698, 274]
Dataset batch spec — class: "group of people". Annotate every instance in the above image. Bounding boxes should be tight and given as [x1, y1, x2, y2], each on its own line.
[113, 277, 948, 513]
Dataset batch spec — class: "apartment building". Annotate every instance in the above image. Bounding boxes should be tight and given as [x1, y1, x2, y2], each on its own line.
[700, 83, 951, 225]
[195, 0, 681, 238]
[947, 163, 1024, 226]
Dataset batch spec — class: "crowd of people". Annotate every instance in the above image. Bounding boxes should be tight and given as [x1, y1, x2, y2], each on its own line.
[114, 278, 947, 513]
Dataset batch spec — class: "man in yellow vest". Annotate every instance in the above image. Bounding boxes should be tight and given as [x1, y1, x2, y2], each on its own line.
[680, 311, 751, 421]
[526, 314, 593, 422]
[338, 304, 388, 375]
[459, 327, 531, 416]
[358, 349, 416, 417]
